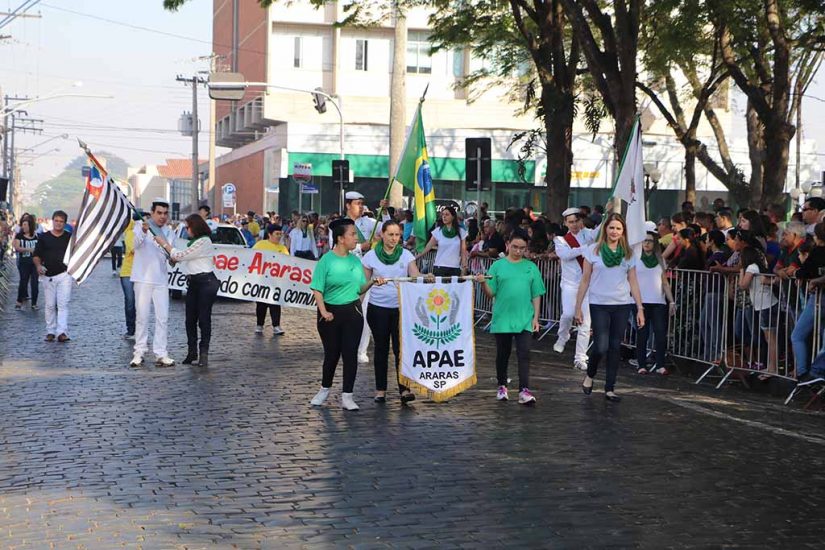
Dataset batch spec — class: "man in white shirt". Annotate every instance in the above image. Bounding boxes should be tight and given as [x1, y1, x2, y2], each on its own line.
[336, 191, 390, 363]
[802, 197, 825, 236]
[552, 208, 600, 370]
[130, 198, 176, 367]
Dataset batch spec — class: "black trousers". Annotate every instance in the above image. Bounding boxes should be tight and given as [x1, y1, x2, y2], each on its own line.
[495, 331, 532, 390]
[366, 304, 408, 393]
[317, 301, 364, 393]
[587, 304, 632, 392]
[185, 272, 220, 350]
[17, 258, 38, 305]
[110, 245, 123, 270]
[635, 303, 668, 371]
[256, 302, 281, 326]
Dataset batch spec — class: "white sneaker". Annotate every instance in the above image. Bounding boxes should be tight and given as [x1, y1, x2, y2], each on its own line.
[129, 353, 143, 367]
[310, 388, 330, 406]
[341, 392, 359, 411]
[574, 360, 588, 371]
[156, 356, 175, 367]
[112, 270, 118, 277]
[124, 333, 135, 341]
[254, 325, 264, 334]
[273, 326, 285, 336]
[553, 339, 566, 353]
[357, 353, 370, 364]
[496, 386, 509, 401]
[518, 389, 537, 404]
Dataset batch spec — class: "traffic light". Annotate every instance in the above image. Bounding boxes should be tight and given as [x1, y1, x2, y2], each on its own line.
[332, 159, 350, 186]
[465, 137, 491, 191]
[312, 87, 327, 114]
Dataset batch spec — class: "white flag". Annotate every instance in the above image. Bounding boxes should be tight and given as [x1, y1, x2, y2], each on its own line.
[612, 118, 647, 250]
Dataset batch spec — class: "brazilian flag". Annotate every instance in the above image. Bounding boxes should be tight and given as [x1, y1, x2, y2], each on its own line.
[392, 101, 437, 252]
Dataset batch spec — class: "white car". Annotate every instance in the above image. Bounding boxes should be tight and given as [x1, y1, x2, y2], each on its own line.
[170, 222, 248, 298]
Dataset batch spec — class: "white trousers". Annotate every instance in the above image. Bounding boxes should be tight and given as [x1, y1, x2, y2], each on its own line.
[134, 282, 169, 358]
[358, 290, 371, 356]
[43, 272, 72, 336]
[557, 283, 591, 363]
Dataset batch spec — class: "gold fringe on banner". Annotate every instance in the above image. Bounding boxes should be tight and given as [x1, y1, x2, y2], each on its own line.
[396, 281, 478, 402]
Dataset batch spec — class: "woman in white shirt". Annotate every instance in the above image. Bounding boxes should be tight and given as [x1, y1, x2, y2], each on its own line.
[738, 244, 779, 379]
[635, 232, 676, 375]
[156, 214, 218, 367]
[574, 214, 645, 402]
[416, 207, 468, 277]
[288, 215, 319, 260]
[362, 220, 429, 404]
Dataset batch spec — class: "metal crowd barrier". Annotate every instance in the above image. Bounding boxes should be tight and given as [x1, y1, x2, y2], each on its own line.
[413, 249, 825, 404]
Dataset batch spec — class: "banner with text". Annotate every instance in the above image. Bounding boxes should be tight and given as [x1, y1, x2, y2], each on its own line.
[167, 248, 317, 309]
[399, 280, 476, 401]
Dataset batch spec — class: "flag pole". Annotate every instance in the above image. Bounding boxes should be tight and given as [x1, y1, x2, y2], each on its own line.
[367, 84, 430, 244]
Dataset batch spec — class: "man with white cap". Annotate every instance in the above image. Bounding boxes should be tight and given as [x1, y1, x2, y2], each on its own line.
[552, 207, 601, 370]
[333, 191, 390, 363]
[130, 198, 176, 367]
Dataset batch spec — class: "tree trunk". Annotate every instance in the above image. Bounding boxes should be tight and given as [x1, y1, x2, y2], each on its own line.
[684, 144, 697, 205]
[613, 99, 637, 174]
[543, 89, 575, 223]
[761, 117, 794, 208]
[746, 100, 764, 209]
[388, 4, 407, 208]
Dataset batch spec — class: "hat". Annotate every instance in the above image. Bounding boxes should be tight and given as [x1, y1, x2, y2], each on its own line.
[644, 221, 657, 233]
[345, 191, 364, 201]
[152, 197, 169, 207]
[562, 207, 581, 218]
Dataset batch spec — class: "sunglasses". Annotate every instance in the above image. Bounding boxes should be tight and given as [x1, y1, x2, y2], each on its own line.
[643, 239, 655, 244]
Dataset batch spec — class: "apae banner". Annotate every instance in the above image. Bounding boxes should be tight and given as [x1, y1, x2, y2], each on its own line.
[399, 280, 476, 401]
[167, 248, 317, 309]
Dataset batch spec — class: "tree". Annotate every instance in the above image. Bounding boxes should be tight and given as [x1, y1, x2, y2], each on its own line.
[559, 0, 641, 159]
[710, 0, 824, 207]
[637, 0, 751, 207]
[429, 0, 581, 222]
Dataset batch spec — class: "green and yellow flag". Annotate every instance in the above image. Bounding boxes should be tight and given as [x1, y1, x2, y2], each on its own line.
[392, 101, 437, 252]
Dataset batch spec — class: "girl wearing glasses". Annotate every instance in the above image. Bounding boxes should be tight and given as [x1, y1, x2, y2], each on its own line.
[477, 229, 545, 404]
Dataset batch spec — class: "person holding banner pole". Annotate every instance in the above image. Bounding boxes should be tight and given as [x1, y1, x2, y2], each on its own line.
[252, 224, 289, 336]
[155, 214, 219, 368]
[311, 218, 386, 411]
[574, 214, 645, 402]
[415, 206, 468, 277]
[477, 229, 545, 404]
[362, 220, 430, 404]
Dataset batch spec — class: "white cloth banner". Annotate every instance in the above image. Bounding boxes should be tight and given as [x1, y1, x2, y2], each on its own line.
[399, 279, 476, 401]
[167, 248, 317, 309]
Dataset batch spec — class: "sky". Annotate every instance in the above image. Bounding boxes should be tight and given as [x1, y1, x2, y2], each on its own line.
[2, 0, 825, 198]
[1, 0, 218, 195]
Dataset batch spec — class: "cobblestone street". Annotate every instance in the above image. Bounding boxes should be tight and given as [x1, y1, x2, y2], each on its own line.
[1, 266, 824, 549]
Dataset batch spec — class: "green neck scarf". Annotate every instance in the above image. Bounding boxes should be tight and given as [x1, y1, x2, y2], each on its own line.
[640, 252, 660, 269]
[187, 235, 209, 247]
[600, 242, 625, 268]
[374, 242, 403, 265]
[348, 217, 367, 243]
[441, 224, 458, 239]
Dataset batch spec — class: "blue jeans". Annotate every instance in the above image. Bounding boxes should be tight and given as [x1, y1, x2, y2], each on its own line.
[588, 304, 632, 392]
[120, 276, 136, 335]
[791, 295, 825, 377]
[636, 303, 668, 371]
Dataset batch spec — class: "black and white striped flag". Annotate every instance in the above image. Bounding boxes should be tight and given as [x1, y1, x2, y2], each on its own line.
[64, 165, 133, 284]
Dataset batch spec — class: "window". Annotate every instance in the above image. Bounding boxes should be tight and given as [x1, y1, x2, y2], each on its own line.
[293, 37, 302, 68]
[452, 49, 465, 78]
[355, 39, 368, 71]
[407, 30, 432, 74]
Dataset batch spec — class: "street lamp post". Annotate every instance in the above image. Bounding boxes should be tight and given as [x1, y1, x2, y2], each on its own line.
[208, 79, 345, 211]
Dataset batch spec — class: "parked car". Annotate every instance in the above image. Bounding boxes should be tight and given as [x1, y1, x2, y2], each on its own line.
[170, 222, 248, 298]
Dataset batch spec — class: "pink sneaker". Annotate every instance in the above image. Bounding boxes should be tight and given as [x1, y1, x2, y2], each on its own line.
[518, 389, 537, 404]
[496, 386, 509, 401]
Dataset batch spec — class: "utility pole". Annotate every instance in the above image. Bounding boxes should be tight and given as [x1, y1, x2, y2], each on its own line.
[388, 1, 407, 209]
[177, 74, 207, 213]
[2, 101, 43, 212]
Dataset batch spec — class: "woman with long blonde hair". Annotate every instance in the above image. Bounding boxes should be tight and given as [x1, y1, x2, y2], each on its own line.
[574, 213, 645, 402]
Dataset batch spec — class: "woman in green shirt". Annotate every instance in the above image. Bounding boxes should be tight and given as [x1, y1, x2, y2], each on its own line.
[309, 218, 384, 411]
[478, 229, 545, 405]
